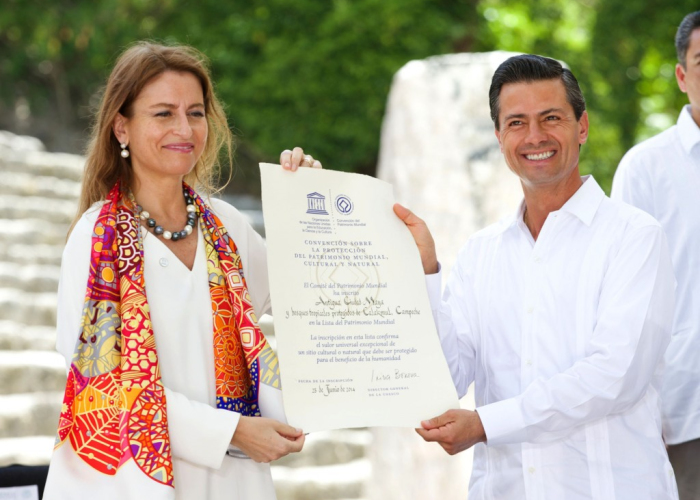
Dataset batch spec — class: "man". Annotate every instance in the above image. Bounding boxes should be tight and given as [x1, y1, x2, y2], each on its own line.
[611, 11, 700, 500]
[394, 54, 678, 499]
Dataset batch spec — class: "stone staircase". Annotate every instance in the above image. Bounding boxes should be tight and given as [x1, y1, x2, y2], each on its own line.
[0, 130, 369, 499]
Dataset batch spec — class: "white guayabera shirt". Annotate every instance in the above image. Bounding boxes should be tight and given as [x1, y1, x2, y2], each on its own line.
[427, 176, 678, 500]
[612, 105, 700, 446]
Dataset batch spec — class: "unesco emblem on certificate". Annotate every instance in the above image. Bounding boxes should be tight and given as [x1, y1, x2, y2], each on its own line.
[306, 192, 329, 215]
[335, 195, 354, 215]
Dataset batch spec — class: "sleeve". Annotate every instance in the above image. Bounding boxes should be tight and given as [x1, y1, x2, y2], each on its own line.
[477, 224, 675, 446]
[427, 255, 479, 399]
[55, 215, 93, 368]
[55, 211, 240, 470]
[610, 150, 656, 216]
[242, 222, 272, 316]
[164, 388, 239, 469]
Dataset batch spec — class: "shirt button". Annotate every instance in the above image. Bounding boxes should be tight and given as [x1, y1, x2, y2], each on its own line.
[159, 258, 169, 267]
[526, 359, 533, 366]
[526, 306, 534, 314]
[528, 467, 536, 474]
[533, 256, 541, 263]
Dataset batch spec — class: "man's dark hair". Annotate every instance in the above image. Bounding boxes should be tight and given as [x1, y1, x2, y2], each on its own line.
[676, 11, 700, 68]
[489, 54, 586, 130]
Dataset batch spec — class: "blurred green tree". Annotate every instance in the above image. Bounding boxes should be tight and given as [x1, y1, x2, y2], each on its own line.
[1, 0, 476, 193]
[0, 0, 696, 194]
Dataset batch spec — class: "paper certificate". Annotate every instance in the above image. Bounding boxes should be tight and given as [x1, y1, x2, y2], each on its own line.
[260, 163, 459, 432]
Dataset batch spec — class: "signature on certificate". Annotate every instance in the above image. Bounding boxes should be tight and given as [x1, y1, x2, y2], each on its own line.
[371, 368, 419, 383]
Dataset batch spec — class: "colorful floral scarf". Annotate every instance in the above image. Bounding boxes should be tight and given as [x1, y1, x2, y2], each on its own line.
[53, 182, 280, 487]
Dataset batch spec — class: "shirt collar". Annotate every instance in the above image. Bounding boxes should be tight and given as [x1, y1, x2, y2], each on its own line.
[677, 105, 700, 154]
[509, 175, 605, 231]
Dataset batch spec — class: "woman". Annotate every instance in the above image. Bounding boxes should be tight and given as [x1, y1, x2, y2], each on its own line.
[43, 41, 319, 500]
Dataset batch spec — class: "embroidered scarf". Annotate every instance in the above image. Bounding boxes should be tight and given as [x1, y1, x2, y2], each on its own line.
[54, 182, 280, 487]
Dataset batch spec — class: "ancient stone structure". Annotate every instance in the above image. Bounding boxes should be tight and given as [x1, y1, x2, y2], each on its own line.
[373, 52, 526, 499]
[378, 51, 523, 276]
[0, 130, 369, 499]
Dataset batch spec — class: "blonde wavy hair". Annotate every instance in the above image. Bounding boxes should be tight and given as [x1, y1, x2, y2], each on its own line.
[71, 41, 233, 233]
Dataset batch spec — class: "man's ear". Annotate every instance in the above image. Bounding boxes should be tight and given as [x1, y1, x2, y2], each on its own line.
[578, 110, 589, 145]
[113, 113, 128, 144]
[676, 63, 688, 94]
[494, 128, 503, 152]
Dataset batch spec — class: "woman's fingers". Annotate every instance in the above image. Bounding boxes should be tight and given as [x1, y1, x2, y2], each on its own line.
[231, 416, 305, 463]
[280, 147, 323, 171]
[280, 149, 292, 169]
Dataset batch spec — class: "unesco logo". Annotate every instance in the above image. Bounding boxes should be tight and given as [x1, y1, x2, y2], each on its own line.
[335, 195, 354, 215]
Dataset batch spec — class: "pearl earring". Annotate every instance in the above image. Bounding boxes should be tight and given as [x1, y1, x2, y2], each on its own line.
[120, 143, 130, 158]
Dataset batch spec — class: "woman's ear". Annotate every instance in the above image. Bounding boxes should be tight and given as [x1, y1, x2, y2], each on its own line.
[113, 113, 128, 145]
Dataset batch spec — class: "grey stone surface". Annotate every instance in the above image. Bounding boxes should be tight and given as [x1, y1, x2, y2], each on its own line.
[275, 430, 371, 468]
[0, 219, 68, 246]
[0, 196, 77, 225]
[0, 290, 58, 327]
[0, 350, 66, 395]
[377, 51, 524, 278]
[0, 243, 64, 267]
[0, 263, 60, 294]
[0, 171, 81, 200]
[0, 130, 46, 153]
[1, 151, 84, 182]
[0, 321, 56, 351]
[0, 391, 63, 438]
[273, 459, 370, 500]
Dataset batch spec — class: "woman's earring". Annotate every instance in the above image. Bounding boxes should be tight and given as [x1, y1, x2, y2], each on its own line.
[120, 143, 130, 158]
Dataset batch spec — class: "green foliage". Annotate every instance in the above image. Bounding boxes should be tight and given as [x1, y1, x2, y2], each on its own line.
[0, 0, 696, 194]
[474, 0, 694, 193]
[1, 0, 473, 193]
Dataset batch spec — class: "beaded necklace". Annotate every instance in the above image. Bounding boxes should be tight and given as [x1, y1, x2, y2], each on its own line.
[136, 189, 198, 241]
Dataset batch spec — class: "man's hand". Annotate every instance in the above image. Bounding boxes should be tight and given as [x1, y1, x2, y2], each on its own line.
[416, 409, 486, 455]
[280, 147, 322, 171]
[230, 416, 305, 463]
[393, 203, 438, 274]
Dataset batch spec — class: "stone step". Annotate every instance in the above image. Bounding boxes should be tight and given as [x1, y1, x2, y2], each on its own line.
[0, 195, 76, 226]
[275, 430, 370, 468]
[0, 440, 372, 498]
[0, 130, 45, 152]
[0, 436, 54, 467]
[0, 243, 64, 267]
[0, 350, 66, 395]
[0, 321, 55, 351]
[0, 171, 80, 201]
[0, 149, 84, 183]
[0, 263, 60, 294]
[0, 219, 68, 247]
[273, 458, 370, 500]
[0, 391, 63, 438]
[0, 290, 57, 327]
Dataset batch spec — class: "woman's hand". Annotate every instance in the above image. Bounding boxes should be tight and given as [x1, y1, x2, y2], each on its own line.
[230, 416, 305, 463]
[280, 147, 323, 171]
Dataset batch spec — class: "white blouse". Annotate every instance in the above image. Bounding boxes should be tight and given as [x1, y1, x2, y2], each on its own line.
[427, 177, 678, 499]
[44, 197, 283, 500]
